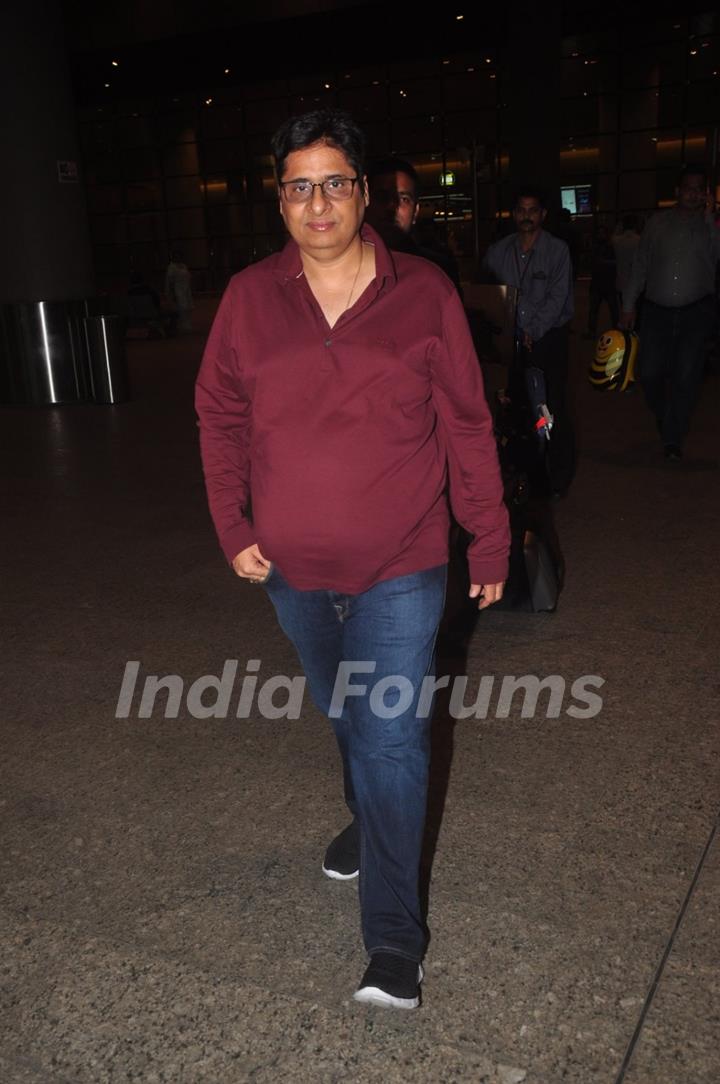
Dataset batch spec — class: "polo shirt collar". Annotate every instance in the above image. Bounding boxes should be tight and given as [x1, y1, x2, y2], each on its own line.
[271, 222, 398, 292]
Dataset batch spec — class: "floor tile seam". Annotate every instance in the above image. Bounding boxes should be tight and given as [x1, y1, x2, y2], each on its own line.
[612, 806, 720, 1084]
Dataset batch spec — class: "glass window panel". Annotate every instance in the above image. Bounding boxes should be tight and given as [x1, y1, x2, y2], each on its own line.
[252, 203, 283, 233]
[244, 80, 288, 100]
[561, 136, 616, 174]
[167, 209, 206, 239]
[201, 142, 247, 174]
[163, 143, 199, 176]
[596, 174, 617, 214]
[656, 168, 681, 205]
[126, 213, 166, 243]
[391, 115, 443, 154]
[117, 116, 154, 148]
[337, 65, 386, 87]
[167, 239, 208, 268]
[244, 98, 290, 136]
[88, 185, 124, 214]
[691, 13, 719, 34]
[94, 245, 130, 275]
[444, 70, 497, 109]
[561, 94, 619, 136]
[91, 216, 126, 244]
[619, 171, 657, 209]
[251, 234, 286, 262]
[444, 110, 497, 145]
[81, 121, 117, 158]
[684, 128, 709, 168]
[336, 84, 387, 119]
[390, 58, 441, 80]
[622, 89, 661, 131]
[620, 129, 683, 170]
[445, 220, 475, 258]
[562, 31, 618, 57]
[126, 182, 162, 211]
[688, 37, 720, 79]
[85, 153, 124, 185]
[207, 205, 250, 234]
[200, 105, 244, 141]
[124, 148, 160, 180]
[622, 44, 684, 88]
[247, 159, 276, 200]
[687, 79, 720, 123]
[658, 85, 684, 127]
[201, 175, 248, 204]
[158, 112, 198, 144]
[364, 120, 392, 156]
[165, 176, 203, 207]
[475, 183, 498, 220]
[562, 56, 617, 97]
[391, 78, 442, 117]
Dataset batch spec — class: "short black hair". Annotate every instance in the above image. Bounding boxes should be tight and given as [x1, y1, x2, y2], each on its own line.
[367, 156, 419, 190]
[512, 185, 547, 209]
[271, 109, 366, 183]
[678, 165, 707, 187]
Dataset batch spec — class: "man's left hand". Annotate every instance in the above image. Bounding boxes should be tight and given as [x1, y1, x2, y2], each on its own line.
[469, 582, 505, 609]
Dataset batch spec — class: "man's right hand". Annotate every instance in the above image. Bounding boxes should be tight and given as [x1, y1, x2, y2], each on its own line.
[619, 309, 636, 330]
[232, 544, 272, 583]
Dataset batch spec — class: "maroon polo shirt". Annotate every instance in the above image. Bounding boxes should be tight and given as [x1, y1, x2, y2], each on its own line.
[196, 224, 509, 593]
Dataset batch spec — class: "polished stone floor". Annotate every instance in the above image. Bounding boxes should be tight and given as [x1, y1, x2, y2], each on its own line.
[2, 291, 719, 1083]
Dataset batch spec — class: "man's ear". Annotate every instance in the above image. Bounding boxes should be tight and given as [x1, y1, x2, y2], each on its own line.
[362, 175, 370, 207]
[412, 200, 420, 225]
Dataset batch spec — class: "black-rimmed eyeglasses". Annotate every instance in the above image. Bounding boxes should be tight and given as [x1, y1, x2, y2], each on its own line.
[279, 177, 360, 204]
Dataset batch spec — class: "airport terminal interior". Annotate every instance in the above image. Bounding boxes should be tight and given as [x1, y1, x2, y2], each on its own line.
[2, 3, 720, 1082]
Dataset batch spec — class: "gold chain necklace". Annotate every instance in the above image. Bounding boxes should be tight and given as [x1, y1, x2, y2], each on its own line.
[343, 243, 366, 314]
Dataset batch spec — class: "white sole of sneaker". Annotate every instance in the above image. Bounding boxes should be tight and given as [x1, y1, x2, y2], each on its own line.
[321, 863, 359, 881]
[352, 965, 424, 1010]
[352, 986, 419, 1010]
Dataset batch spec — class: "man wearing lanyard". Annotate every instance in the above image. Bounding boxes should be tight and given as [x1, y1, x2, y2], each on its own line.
[620, 168, 720, 461]
[483, 188, 575, 496]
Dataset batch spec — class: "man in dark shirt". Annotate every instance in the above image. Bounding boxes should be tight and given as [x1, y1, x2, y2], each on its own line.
[620, 168, 720, 461]
[196, 110, 509, 1010]
[482, 187, 575, 496]
[365, 156, 462, 290]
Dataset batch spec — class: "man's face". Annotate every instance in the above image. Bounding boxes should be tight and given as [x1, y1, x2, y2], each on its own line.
[366, 171, 419, 234]
[513, 197, 547, 236]
[677, 174, 706, 213]
[278, 141, 368, 260]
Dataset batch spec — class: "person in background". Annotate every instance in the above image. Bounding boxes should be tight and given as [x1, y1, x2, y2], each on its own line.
[165, 250, 194, 332]
[483, 187, 575, 497]
[612, 214, 641, 317]
[620, 168, 720, 461]
[365, 156, 462, 292]
[584, 225, 618, 338]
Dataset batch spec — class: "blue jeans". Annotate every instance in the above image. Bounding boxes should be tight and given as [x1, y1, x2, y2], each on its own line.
[639, 296, 716, 447]
[264, 564, 447, 962]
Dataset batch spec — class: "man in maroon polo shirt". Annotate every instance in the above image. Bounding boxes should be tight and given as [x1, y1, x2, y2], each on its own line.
[196, 109, 509, 1009]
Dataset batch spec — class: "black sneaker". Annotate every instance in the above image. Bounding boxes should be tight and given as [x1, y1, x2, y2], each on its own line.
[322, 820, 359, 880]
[353, 952, 423, 1010]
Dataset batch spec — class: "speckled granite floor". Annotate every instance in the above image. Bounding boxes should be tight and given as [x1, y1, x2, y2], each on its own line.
[2, 292, 719, 1083]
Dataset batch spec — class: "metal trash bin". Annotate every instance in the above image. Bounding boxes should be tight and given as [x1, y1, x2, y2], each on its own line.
[0, 300, 88, 405]
[83, 314, 129, 404]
